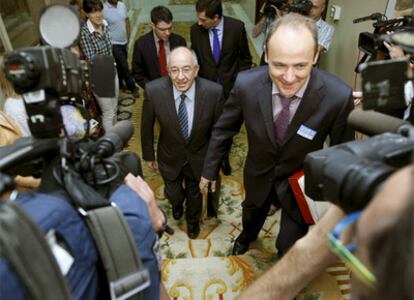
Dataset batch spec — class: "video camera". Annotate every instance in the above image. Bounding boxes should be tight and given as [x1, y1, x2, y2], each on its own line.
[354, 12, 413, 62]
[304, 119, 414, 213]
[261, 0, 313, 17]
[0, 4, 130, 194]
[303, 25, 414, 214]
[288, 0, 313, 16]
[3, 5, 115, 139]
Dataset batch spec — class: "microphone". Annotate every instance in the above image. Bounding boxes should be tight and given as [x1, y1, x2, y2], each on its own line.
[348, 109, 409, 136]
[353, 13, 383, 23]
[95, 120, 134, 158]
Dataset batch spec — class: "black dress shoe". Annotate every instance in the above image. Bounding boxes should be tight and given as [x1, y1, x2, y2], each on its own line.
[172, 205, 183, 220]
[187, 223, 200, 239]
[232, 237, 249, 255]
[221, 158, 232, 176]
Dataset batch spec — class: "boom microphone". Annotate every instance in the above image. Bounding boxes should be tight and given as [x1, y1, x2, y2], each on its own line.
[348, 109, 409, 136]
[353, 13, 384, 23]
[95, 120, 134, 158]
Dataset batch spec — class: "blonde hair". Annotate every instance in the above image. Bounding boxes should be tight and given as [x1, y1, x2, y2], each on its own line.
[0, 55, 19, 98]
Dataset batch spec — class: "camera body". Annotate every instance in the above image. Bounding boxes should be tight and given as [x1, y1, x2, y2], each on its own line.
[4, 47, 87, 138]
[4, 47, 86, 97]
[304, 130, 414, 213]
[357, 15, 413, 58]
[288, 0, 313, 16]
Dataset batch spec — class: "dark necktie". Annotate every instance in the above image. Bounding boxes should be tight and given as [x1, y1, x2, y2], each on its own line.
[178, 94, 189, 140]
[212, 28, 221, 64]
[274, 94, 293, 144]
[158, 40, 168, 76]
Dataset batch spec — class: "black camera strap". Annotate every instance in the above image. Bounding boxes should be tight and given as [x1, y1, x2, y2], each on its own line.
[0, 200, 72, 300]
[62, 166, 149, 300]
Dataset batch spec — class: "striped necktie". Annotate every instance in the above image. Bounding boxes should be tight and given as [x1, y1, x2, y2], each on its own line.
[178, 93, 189, 140]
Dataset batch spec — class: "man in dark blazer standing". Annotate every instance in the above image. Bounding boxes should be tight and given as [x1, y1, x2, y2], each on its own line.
[141, 47, 224, 239]
[132, 6, 186, 90]
[191, 0, 253, 175]
[200, 13, 355, 255]
[190, 0, 252, 99]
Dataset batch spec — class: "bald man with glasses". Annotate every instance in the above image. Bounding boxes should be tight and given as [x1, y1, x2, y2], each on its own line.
[141, 47, 225, 239]
[132, 5, 186, 90]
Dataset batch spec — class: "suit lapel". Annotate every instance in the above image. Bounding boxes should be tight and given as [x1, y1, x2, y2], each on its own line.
[149, 32, 160, 73]
[188, 78, 206, 142]
[199, 25, 216, 65]
[284, 69, 324, 143]
[219, 17, 230, 64]
[258, 74, 279, 149]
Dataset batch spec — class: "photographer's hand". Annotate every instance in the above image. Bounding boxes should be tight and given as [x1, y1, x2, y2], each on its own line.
[383, 41, 406, 60]
[124, 173, 165, 232]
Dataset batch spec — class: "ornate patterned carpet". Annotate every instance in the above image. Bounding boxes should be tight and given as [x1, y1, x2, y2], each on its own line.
[124, 19, 351, 300]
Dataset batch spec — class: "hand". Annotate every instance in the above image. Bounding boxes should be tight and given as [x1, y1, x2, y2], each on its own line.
[353, 91, 363, 106]
[124, 173, 165, 231]
[147, 161, 158, 169]
[199, 176, 216, 193]
[383, 41, 406, 60]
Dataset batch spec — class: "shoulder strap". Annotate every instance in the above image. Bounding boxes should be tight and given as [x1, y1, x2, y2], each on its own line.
[64, 168, 149, 300]
[0, 200, 72, 300]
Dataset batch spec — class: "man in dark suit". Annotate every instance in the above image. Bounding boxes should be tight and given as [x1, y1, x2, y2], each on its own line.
[132, 5, 186, 90]
[190, 0, 252, 99]
[191, 0, 253, 175]
[200, 13, 355, 255]
[141, 47, 224, 239]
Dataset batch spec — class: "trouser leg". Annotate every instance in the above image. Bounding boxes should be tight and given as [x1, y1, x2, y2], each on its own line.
[238, 191, 273, 243]
[95, 73, 119, 131]
[182, 164, 203, 225]
[276, 205, 309, 254]
[163, 173, 186, 210]
[112, 44, 136, 91]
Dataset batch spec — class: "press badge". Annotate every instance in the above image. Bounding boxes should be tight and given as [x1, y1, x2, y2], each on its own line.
[297, 124, 317, 140]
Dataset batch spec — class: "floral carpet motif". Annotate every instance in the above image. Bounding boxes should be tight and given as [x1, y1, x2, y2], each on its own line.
[126, 19, 351, 300]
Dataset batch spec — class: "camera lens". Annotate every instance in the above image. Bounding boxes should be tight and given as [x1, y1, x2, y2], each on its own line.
[4, 51, 41, 93]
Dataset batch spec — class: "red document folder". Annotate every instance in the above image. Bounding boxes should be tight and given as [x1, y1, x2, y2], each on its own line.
[288, 170, 320, 225]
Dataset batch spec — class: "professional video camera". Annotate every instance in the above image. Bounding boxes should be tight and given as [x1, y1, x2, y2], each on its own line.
[303, 27, 414, 213]
[0, 5, 163, 300]
[3, 5, 115, 139]
[261, 0, 312, 16]
[288, 0, 313, 16]
[304, 117, 414, 213]
[261, 0, 286, 18]
[354, 12, 413, 67]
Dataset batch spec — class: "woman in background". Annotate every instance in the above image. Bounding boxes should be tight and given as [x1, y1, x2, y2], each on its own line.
[0, 59, 30, 137]
[79, 0, 119, 131]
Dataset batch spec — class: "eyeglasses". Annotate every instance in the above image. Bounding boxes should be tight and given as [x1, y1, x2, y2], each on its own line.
[155, 25, 173, 32]
[328, 211, 376, 289]
[168, 66, 194, 77]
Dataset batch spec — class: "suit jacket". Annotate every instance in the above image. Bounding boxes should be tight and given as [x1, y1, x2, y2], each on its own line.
[141, 77, 224, 181]
[202, 66, 354, 220]
[132, 31, 186, 89]
[190, 16, 252, 98]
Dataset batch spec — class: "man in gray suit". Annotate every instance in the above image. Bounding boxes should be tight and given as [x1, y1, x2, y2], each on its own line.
[200, 13, 355, 255]
[141, 47, 224, 239]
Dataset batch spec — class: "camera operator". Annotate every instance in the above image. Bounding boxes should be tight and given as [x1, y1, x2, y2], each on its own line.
[253, 0, 284, 65]
[237, 165, 414, 300]
[308, 0, 334, 53]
